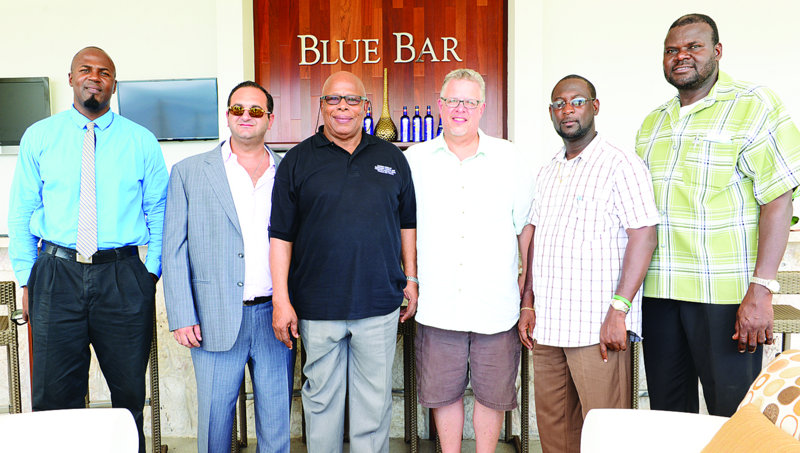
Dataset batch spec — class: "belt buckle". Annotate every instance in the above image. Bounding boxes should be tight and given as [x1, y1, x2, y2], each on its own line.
[76, 253, 93, 264]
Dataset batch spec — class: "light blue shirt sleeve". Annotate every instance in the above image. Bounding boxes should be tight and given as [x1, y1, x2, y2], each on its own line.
[141, 134, 168, 276]
[8, 125, 45, 285]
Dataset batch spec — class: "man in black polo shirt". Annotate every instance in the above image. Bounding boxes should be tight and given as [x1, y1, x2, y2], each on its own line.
[269, 71, 417, 452]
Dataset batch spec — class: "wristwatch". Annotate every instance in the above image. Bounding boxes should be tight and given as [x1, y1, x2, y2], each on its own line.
[750, 276, 780, 294]
[610, 298, 630, 314]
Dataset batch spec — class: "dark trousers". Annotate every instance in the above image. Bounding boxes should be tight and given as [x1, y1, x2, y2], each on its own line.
[642, 297, 762, 417]
[27, 252, 155, 453]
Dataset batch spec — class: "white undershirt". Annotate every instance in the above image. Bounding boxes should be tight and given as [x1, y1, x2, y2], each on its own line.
[221, 139, 275, 300]
[679, 98, 704, 118]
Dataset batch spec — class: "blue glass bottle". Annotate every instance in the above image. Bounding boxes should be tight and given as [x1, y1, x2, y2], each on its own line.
[424, 105, 434, 141]
[399, 106, 411, 142]
[437, 116, 443, 137]
[363, 105, 374, 135]
[412, 106, 423, 142]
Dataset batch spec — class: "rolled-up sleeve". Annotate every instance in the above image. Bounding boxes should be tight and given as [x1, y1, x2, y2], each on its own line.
[612, 154, 660, 230]
[141, 137, 169, 276]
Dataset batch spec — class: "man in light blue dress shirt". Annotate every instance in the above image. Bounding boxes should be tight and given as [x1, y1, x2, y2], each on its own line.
[7, 47, 168, 452]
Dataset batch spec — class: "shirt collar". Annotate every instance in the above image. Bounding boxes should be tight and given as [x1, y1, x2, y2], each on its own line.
[432, 129, 489, 158]
[702, 71, 736, 103]
[221, 137, 275, 169]
[429, 133, 449, 154]
[312, 125, 379, 155]
[553, 132, 602, 163]
[221, 138, 234, 162]
[69, 106, 114, 131]
[660, 71, 736, 118]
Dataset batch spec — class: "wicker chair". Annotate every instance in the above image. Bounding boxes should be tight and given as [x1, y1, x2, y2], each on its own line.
[774, 271, 800, 350]
[0, 281, 21, 414]
[147, 311, 166, 452]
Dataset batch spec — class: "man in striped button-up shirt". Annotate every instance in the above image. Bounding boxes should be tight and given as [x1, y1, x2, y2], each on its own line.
[520, 74, 658, 453]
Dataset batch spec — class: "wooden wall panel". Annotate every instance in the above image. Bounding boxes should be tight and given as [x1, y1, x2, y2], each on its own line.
[254, 0, 507, 143]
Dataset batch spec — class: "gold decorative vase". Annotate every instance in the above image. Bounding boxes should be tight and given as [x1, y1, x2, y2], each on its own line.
[374, 68, 398, 142]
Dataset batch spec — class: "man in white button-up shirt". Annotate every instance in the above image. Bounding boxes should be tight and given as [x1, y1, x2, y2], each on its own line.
[163, 81, 294, 453]
[405, 69, 535, 453]
[520, 75, 658, 453]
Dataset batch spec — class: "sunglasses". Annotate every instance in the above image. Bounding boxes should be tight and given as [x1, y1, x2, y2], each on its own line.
[321, 95, 368, 106]
[228, 105, 270, 118]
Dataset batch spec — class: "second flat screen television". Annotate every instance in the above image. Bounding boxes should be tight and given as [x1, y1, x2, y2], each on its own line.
[117, 78, 218, 141]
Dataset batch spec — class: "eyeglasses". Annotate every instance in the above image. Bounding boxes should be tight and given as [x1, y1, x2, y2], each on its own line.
[228, 105, 270, 118]
[550, 97, 595, 110]
[321, 95, 368, 106]
[440, 97, 482, 109]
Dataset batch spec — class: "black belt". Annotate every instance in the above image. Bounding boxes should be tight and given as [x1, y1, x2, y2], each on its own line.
[243, 296, 272, 306]
[41, 241, 138, 264]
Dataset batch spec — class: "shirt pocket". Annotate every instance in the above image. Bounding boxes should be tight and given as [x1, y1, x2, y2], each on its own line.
[683, 137, 740, 190]
[568, 197, 605, 242]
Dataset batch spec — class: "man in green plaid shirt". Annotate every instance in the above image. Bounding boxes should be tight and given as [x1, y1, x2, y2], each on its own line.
[636, 13, 800, 417]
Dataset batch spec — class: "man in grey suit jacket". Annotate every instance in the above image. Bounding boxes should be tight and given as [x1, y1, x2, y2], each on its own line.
[163, 81, 293, 453]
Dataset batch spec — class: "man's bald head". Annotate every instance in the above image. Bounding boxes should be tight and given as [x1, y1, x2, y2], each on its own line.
[322, 71, 366, 97]
[70, 46, 116, 76]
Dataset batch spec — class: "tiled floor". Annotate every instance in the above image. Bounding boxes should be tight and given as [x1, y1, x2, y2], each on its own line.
[149, 437, 541, 452]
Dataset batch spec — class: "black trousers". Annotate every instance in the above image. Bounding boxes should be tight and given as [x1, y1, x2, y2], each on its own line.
[27, 252, 155, 453]
[642, 297, 762, 417]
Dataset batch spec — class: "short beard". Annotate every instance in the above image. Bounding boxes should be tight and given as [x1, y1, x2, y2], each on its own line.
[667, 72, 702, 90]
[666, 60, 717, 91]
[556, 122, 592, 141]
[82, 96, 102, 112]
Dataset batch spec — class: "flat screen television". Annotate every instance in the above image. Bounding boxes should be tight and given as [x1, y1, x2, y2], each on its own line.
[0, 77, 51, 146]
[117, 78, 219, 141]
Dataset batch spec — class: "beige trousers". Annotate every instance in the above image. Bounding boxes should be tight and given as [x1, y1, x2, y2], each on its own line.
[533, 341, 632, 453]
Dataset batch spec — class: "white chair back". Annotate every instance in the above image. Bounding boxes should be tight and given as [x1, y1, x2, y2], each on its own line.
[581, 408, 728, 453]
[0, 408, 138, 452]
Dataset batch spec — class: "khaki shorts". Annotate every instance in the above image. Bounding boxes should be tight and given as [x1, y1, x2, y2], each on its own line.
[415, 323, 521, 411]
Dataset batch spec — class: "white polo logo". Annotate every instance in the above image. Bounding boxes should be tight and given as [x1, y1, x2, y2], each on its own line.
[374, 165, 396, 175]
